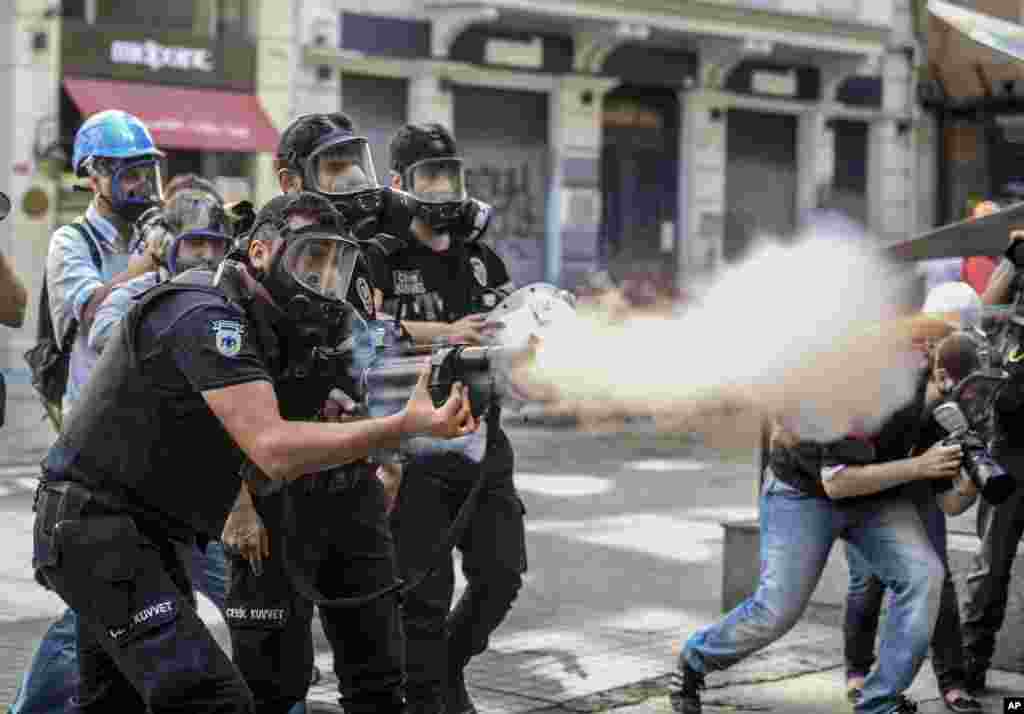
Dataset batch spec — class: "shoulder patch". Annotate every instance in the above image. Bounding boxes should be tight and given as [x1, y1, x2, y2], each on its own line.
[470, 256, 488, 287]
[355, 276, 374, 315]
[210, 319, 246, 357]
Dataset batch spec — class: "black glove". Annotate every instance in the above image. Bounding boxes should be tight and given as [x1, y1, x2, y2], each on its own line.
[460, 198, 493, 243]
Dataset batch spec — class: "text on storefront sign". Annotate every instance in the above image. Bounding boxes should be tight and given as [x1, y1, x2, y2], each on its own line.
[110, 40, 214, 73]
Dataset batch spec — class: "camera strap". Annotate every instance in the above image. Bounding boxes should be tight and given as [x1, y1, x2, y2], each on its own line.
[273, 460, 490, 608]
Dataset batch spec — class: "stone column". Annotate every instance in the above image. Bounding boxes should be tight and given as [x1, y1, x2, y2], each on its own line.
[546, 75, 615, 287]
[869, 49, 916, 242]
[408, 71, 454, 129]
[1, 0, 61, 362]
[679, 38, 745, 284]
[253, 0, 294, 206]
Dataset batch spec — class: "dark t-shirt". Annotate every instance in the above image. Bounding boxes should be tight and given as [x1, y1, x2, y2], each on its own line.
[770, 369, 941, 501]
[366, 232, 512, 322]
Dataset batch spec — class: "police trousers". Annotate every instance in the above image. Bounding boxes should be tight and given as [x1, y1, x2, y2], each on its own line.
[390, 430, 527, 714]
[32, 480, 254, 713]
[226, 469, 405, 714]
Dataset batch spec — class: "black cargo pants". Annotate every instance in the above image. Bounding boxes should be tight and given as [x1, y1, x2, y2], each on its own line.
[33, 480, 254, 713]
[390, 429, 527, 714]
[226, 468, 406, 714]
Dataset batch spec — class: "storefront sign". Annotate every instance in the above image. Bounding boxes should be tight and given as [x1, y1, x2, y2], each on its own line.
[62, 21, 255, 91]
[751, 70, 797, 97]
[110, 39, 214, 73]
[484, 37, 544, 69]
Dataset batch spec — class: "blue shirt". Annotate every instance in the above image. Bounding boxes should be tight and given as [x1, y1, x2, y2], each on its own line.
[88, 271, 161, 355]
[45, 202, 137, 414]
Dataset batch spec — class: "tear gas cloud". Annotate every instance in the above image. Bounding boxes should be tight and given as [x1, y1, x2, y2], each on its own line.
[525, 219, 923, 445]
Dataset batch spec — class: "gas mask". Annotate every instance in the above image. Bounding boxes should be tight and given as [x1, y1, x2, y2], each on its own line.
[92, 157, 163, 223]
[253, 217, 370, 363]
[301, 131, 386, 236]
[163, 190, 232, 275]
[403, 156, 468, 233]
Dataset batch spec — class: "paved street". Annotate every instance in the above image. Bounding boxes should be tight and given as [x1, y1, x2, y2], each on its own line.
[0, 403, 1021, 712]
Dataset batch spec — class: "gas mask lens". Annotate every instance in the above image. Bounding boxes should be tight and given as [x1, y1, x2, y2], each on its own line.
[113, 159, 163, 206]
[282, 235, 361, 301]
[405, 157, 467, 204]
[169, 232, 230, 274]
[164, 191, 232, 275]
[307, 137, 378, 196]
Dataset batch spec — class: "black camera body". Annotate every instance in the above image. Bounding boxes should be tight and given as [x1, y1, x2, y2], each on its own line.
[358, 320, 519, 422]
[935, 371, 1017, 505]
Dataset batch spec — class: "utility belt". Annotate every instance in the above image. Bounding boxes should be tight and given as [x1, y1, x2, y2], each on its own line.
[35, 476, 195, 550]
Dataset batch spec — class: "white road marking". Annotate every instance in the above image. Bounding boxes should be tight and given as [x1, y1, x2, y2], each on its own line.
[0, 465, 41, 479]
[526, 513, 723, 563]
[515, 473, 615, 497]
[626, 459, 709, 472]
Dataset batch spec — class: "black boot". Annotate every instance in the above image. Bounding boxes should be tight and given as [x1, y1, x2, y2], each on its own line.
[669, 661, 704, 714]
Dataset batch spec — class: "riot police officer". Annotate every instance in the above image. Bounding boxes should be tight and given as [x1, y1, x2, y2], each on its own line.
[364, 122, 524, 714]
[275, 111, 492, 245]
[222, 191, 411, 714]
[31, 189, 477, 713]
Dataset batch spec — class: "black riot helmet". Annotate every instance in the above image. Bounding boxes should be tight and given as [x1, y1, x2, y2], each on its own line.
[276, 113, 385, 234]
[390, 122, 469, 233]
[245, 192, 376, 356]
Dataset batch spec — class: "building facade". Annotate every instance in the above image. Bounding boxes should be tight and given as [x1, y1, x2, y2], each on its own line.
[0, 0, 937, 371]
[917, 0, 1024, 224]
[0, 0, 286, 368]
[297, 0, 935, 291]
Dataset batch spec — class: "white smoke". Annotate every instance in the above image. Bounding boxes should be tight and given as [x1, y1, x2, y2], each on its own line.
[526, 220, 922, 443]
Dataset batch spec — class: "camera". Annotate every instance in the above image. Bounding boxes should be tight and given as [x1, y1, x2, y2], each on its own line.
[934, 370, 1017, 505]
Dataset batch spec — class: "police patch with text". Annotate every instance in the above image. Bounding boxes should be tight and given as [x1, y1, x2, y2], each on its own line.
[225, 604, 290, 630]
[107, 598, 178, 644]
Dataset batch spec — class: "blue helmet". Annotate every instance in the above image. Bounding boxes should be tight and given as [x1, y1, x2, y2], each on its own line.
[72, 110, 164, 178]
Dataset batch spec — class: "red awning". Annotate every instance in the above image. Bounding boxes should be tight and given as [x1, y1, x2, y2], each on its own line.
[64, 77, 279, 153]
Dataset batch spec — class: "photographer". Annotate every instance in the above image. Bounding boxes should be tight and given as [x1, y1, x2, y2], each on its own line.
[958, 230, 1024, 693]
[363, 122, 522, 714]
[38, 110, 166, 426]
[673, 356, 962, 714]
[30, 182, 476, 713]
[843, 293, 986, 712]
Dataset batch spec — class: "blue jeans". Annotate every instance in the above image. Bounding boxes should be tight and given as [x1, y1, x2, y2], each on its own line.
[682, 471, 944, 714]
[8, 542, 310, 714]
[845, 482, 967, 694]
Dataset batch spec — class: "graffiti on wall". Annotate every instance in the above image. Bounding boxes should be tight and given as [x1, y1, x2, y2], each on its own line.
[465, 162, 544, 242]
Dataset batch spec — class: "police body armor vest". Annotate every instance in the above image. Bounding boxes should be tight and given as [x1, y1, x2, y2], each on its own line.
[367, 233, 500, 323]
[44, 272, 254, 540]
[365, 233, 508, 438]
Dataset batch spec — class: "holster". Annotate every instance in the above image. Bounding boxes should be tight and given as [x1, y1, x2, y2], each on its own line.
[32, 481, 94, 583]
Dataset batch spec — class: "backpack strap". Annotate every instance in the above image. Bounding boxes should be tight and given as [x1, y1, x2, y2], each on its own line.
[66, 218, 103, 271]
